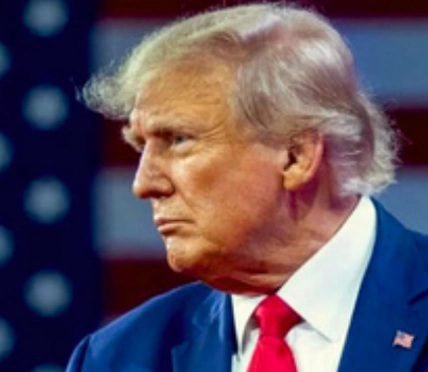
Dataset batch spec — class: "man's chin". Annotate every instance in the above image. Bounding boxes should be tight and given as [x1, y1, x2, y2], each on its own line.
[165, 248, 214, 280]
[165, 247, 197, 273]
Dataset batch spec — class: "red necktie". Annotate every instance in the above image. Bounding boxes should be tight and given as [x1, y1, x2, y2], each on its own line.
[247, 295, 300, 372]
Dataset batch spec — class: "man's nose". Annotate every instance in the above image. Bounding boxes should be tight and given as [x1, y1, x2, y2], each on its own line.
[132, 150, 173, 199]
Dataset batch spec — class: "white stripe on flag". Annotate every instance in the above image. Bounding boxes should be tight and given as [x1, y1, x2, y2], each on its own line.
[94, 167, 428, 258]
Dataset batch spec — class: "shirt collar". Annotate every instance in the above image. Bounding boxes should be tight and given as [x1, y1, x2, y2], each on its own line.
[232, 196, 377, 353]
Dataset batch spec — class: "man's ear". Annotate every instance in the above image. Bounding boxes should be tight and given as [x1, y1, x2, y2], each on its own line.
[282, 131, 324, 191]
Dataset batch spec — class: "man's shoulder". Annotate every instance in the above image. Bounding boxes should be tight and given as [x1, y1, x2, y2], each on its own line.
[375, 199, 428, 248]
[412, 230, 428, 264]
[412, 229, 428, 246]
[92, 281, 226, 347]
[94, 281, 214, 342]
[377, 200, 428, 272]
[67, 282, 220, 370]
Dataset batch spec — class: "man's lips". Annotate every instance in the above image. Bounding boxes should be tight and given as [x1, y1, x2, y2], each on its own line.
[154, 217, 188, 234]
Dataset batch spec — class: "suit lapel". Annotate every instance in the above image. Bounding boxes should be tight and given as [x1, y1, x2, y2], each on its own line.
[338, 202, 428, 372]
[172, 289, 236, 372]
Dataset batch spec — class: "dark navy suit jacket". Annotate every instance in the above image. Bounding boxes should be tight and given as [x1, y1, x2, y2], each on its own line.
[66, 202, 428, 371]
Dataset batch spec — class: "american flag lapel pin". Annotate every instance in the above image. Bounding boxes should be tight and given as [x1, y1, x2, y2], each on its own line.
[393, 330, 415, 349]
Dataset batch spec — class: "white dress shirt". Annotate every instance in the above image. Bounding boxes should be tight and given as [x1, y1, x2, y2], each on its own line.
[231, 196, 377, 372]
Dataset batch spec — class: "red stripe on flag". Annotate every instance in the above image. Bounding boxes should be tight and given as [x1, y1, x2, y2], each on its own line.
[103, 258, 193, 317]
[389, 108, 428, 165]
[100, 119, 139, 167]
[100, 0, 428, 18]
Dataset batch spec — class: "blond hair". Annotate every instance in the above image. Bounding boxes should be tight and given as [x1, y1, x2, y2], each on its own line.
[83, 3, 398, 196]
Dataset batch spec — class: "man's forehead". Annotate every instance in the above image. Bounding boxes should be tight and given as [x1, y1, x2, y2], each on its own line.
[129, 107, 184, 132]
[136, 57, 232, 102]
[129, 76, 234, 131]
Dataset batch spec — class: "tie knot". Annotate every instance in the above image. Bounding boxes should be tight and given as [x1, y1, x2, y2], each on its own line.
[254, 295, 300, 338]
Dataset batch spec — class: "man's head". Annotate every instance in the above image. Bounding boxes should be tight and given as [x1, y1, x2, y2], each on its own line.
[83, 3, 398, 293]
[85, 3, 397, 196]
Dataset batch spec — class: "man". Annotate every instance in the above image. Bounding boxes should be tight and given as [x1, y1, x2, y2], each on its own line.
[67, 3, 428, 371]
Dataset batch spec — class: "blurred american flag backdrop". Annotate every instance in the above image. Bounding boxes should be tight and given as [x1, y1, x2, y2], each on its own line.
[0, 0, 427, 371]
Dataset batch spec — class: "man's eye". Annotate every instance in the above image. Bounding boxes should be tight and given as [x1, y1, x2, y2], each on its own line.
[172, 135, 191, 145]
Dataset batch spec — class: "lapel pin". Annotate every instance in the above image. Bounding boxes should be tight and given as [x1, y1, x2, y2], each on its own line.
[393, 330, 415, 349]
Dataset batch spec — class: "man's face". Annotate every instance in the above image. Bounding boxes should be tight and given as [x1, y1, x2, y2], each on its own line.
[127, 63, 291, 292]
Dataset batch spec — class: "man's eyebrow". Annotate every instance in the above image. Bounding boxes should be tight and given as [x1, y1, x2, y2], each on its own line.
[122, 114, 198, 148]
[146, 116, 193, 132]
